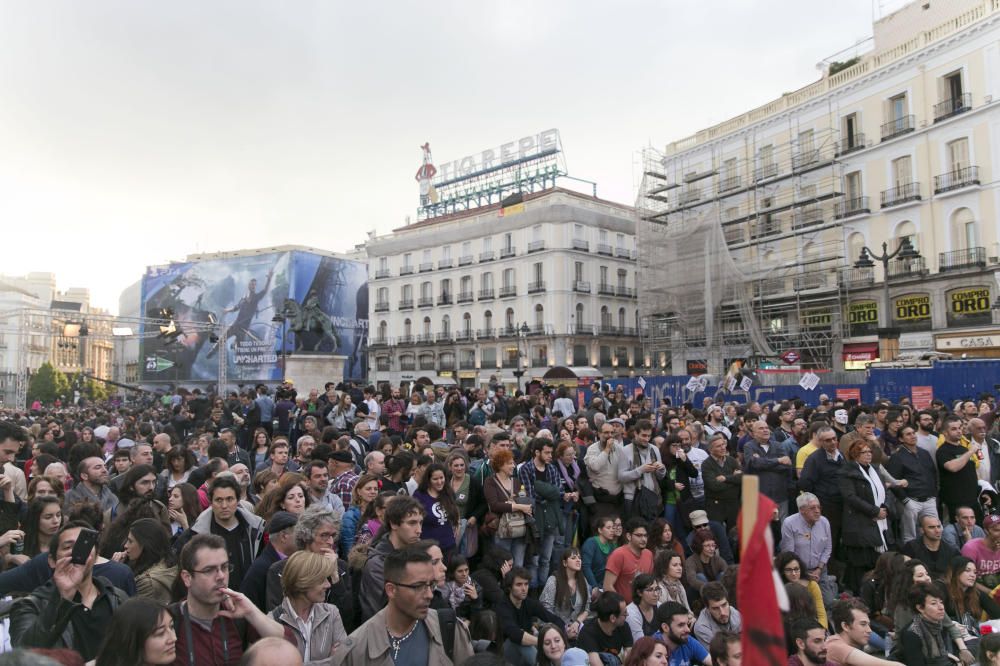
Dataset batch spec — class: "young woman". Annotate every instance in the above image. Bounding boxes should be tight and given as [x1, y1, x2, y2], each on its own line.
[554, 441, 581, 551]
[381, 451, 415, 495]
[540, 548, 590, 638]
[859, 551, 906, 632]
[405, 392, 424, 423]
[250, 428, 270, 472]
[446, 451, 473, 554]
[887, 559, 934, 631]
[624, 637, 670, 666]
[581, 515, 617, 593]
[256, 473, 310, 522]
[21, 496, 62, 557]
[536, 623, 571, 666]
[26, 475, 63, 504]
[166, 483, 200, 539]
[484, 448, 532, 567]
[653, 549, 690, 610]
[269, 550, 347, 663]
[414, 462, 460, 560]
[946, 555, 1000, 639]
[625, 573, 661, 642]
[648, 518, 684, 558]
[161, 446, 196, 490]
[252, 468, 279, 499]
[327, 393, 356, 431]
[113, 518, 178, 604]
[339, 473, 380, 558]
[776, 551, 827, 629]
[442, 555, 483, 613]
[356, 491, 392, 547]
[660, 434, 697, 544]
[94, 598, 176, 666]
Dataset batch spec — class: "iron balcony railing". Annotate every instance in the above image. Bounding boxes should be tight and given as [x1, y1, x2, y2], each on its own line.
[416, 333, 434, 343]
[479, 251, 494, 262]
[456, 291, 474, 304]
[419, 360, 435, 370]
[499, 286, 517, 298]
[933, 93, 971, 122]
[370, 336, 389, 346]
[419, 262, 434, 272]
[478, 288, 495, 300]
[525, 325, 548, 336]
[887, 256, 927, 279]
[399, 266, 414, 276]
[397, 335, 415, 345]
[834, 196, 870, 219]
[435, 332, 452, 342]
[880, 182, 921, 208]
[616, 286, 635, 298]
[839, 266, 875, 288]
[939, 247, 986, 272]
[598, 283, 615, 295]
[597, 243, 613, 256]
[528, 281, 546, 293]
[934, 166, 980, 193]
[374, 301, 390, 312]
[615, 247, 632, 259]
[458, 255, 474, 266]
[437, 294, 452, 305]
[717, 175, 741, 193]
[398, 299, 414, 310]
[438, 259, 453, 269]
[454, 330, 473, 342]
[792, 205, 824, 229]
[881, 115, 915, 141]
[678, 188, 701, 205]
[837, 133, 866, 156]
[399, 361, 415, 370]
[528, 241, 545, 253]
[573, 280, 591, 293]
[572, 239, 590, 251]
[575, 324, 595, 335]
[418, 297, 433, 308]
[499, 247, 516, 259]
[477, 328, 495, 338]
[792, 149, 821, 171]
[754, 163, 779, 181]
[374, 269, 391, 279]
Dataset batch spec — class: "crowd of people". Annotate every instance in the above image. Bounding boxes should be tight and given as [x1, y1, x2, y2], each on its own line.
[0, 379, 999, 666]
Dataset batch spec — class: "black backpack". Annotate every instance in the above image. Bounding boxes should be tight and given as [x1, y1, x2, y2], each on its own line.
[437, 607, 457, 662]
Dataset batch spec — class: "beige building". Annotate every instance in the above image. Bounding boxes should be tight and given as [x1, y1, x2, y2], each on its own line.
[638, 0, 1000, 374]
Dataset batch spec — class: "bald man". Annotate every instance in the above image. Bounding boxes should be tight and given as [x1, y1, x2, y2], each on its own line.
[240, 636, 303, 666]
[969, 418, 1000, 488]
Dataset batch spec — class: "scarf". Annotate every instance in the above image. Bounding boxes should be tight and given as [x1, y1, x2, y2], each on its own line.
[910, 614, 946, 660]
[858, 463, 888, 551]
[557, 459, 579, 491]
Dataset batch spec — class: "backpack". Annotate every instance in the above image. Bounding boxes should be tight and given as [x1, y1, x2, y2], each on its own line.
[437, 607, 457, 662]
[469, 406, 486, 426]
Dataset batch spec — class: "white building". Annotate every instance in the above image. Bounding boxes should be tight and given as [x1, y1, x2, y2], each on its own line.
[366, 187, 639, 391]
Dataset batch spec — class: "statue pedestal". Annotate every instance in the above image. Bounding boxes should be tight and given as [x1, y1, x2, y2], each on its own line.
[284, 354, 348, 392]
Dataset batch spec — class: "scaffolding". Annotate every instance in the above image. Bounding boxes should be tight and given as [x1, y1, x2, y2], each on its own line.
[637, 124, 853, 373]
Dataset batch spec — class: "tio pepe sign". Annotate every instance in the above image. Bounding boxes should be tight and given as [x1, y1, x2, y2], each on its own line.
[435, 129, 560, 183]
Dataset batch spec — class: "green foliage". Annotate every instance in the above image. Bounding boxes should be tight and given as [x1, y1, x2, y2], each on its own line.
[66, 372, 110, 403]
[27, 362, 70, 405]
[828, 57, 862, 76]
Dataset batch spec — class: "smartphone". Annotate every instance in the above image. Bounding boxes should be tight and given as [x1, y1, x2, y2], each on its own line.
[70, 528, 98, 565]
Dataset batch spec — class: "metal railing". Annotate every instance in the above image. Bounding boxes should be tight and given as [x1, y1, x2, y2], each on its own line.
[456, 291, 474, 304]
[933, 93, 971, 122]
[374, 301, 390, 312]
[525, 325, 548, 336]
[887, 256, 927, 279]
[418, 297, 434, 308]
[435, 332, 452, 342]
[834, 196, 870, 219]
[573, 280, 591, 293]
[939, 247, 986, 272]
[374, 269, 391, 279]
[597, 243, 613, 256]
[615, 247, 632, 258]
[458, 359, 476, 369]
[934, 166, 980, 193]
[575, 324, 595, 335]
[793, 273, 827, 291]
[477, 288, 495, 300]
[419, 262, 434, 272]
[499, 247, 516, 259]
[454, 330, 473, 342]
[572, 239, 590, 251]
[717, 175, 741, 193]
[419, 360, 435, 370]
[479, 251, 494, 262]
[370, 336, 389, 346]
[397, 335, 415, 345]
[399, 360, 415, 370]
[792, 149, 821, 171]
[880, 182, 921, 207]
[416, 333, 434, 343]
[398, 299, 414, 310]
[528, 281, 546, 293]
[499, 286, 517, 298]
[399, 266, 414, 276]
[458, 255, 474, 266]
[837, 133, 866, 156]
[881, 114, 915, 141]
[528, 241, 545, 253]
[839, 266, 875, 287]
[616, 286, 635, 298]
[438, 259, 453, 269]
[598, 283, 615, 295]
[792, 205, 824, 229]
[477, 328, 495, 338]
[376, 360, 391, 371]
[437, 294, 452, 305]
[754, 163, 778, 181]
[724, 226, 745, 245]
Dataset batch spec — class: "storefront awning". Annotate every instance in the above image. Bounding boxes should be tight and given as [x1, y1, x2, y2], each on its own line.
[542, 366, 603, 380]
[842, 342, 879, 362]
[414, 374, 457, 387]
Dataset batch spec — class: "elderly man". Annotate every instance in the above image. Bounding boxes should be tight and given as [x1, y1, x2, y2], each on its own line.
[264, 504, 355, 630]
[799, 426, 846, 557]
[364, 450, 386, 478]
[743, 420, 794, 520]
[293, 434, 316, 467]
[969, 418, 1000, 489]
[781, 493, 836, 602]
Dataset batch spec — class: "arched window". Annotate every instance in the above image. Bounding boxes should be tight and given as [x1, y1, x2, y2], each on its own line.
[421, 282, 432, 299]
[441, 315, 450, 335]
[505, 308, 515, 331]
[404, 318, 412, 336]
[378, 321, 387, 341]
[460, 276, 472, 295]
[481, 273, 493, 290]
[575, 303, 584, 332]
[894, 220, 918, 252]
[462, 312, 472, 334]
[847, 232, 866, 265]
[534, 304, 544, 329]
[951, 207, 977, 250]
[402, 284, 412, 300]
[484, 310, 493, 332]
[423, 317, 431, 335]
[618, 307, 626, 329]
[601, 306, 611, 328]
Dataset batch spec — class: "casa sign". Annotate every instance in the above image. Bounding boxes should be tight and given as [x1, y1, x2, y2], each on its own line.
[435, 129, 561, 183]
[936, 331, 1000, 350]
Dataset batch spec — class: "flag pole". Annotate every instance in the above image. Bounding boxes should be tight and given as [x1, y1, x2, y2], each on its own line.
[740, 473, 759, 552]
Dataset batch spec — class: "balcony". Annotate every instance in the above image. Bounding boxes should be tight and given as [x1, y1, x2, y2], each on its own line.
[678, 188, 701, 206]
[419, 359, 436, 371]
[793, 273, 828, 291]
[456, 291, 474, 304]
[399, 266, 414, 276]
[837, 133, 866, 156]
[419, 262, 434, 272]
[597, 243, 613, 256]
[501, 358, 518, 368]
[598, 283, 615, 295]
[528, 241, 545, 253]
[887, 256, 927, 279]
[438, 259, 453, 269]
[459, 359, 476, 369]
[717, 175, 741, 193]
[834, 196, 870, 219]
[839, 266, 875, 288]
[724, 226, 745, 245]
[437, 294, 452, 306]
[376, 359, 391, 372]
[792, 149, 821, 171]
[400, 360, 416, 371]
[751, 217, 781, 239]
[416, 333, 434, 344]
[934, 166, 980, 193]
[880, 182, 921, 208]
[598, 325, 638, 337]
[458, 254, 474, 266]
[881, 115, 915, 141]
[418, 297, 434, 308]
[398, 299, 414, 310]
[374, 301, 390, 313]
[478, 288, 495, 301]
[528, 281, 546, 294]
[792, 205, 824, 230]
[573, 280, 591, 293]
[479, 251, 495, 262]
[454, 330, 473, 342]
[499, 246, 516, 259]
[934, 93, 971, 122]
[370, 336, 389, 347]
[435, 332, 452, 343]
[477, 328, 495, 339]
[615, 247, 633, 259]
[616, 286, 636, 298]
[939, 247, 986, 272]
[398, 335, 415, 345]
[498, 326, 520, 339]
[575, 324, 595, 335]
[499, 286, 517, 298]
[374, 269, 391, 279]
[572, 239, 590, 251]
[754, 163, 778, 181]
[531, 358, 548, 368]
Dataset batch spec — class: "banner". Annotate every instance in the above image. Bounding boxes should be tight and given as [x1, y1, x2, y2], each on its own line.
[141, 251, 368, 383]
[738, 489, 787, 666]
[947, 286, 992, 327]
[893, 293, 932, 332]
[847, 301, 878, 337]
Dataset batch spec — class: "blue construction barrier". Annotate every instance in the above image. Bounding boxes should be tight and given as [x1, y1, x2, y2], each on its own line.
[593, 359, 1000, 408]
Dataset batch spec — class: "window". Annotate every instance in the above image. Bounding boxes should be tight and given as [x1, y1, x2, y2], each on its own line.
[948, 138, 969, 172]
[574, 224, 584, 239]
[534, 304, 544, 328]
[422, 249, 431, 262]
[889, 93, 907, 121]
[441, 315, 450, 335]
[421, 282, 432, 299]
[759, 144, 774, 167]
[618, 307, 626, 329]
[440, 279, 452, 298]
[503, 233, 513, 251]
[377, 286, 388, 303]
[481, 347, 496, 367]
[573, 344, 588, 366]
[481, 273, 493, 290]
[599, 266, 608, 285]
[617, 269, 627, 288]
[378, 321, 387, 340]
[532, 225, 542, 241]
[484, 310, 493, 331]
[402, 284, 412, 300]
[599, 229, 608, 243]
[895, 221, 918, 252]
[601, 306, 611, 327]
[403, 253, 412, 268]
[460, 276, 472, 294]
[442, 246, 451, 260]
[845, 171, 862, 200]
[798, 129, 815, 154]
[944, 71, 963, 103]
[378, 257, 388, 270]
[505, 308, 515, 330]
[616, 233, 625, 250]
[483, 237, 493, 251]
[575, 303, 584, 330]
[847, 232, 866, 264]
[722, 158, 737, 183]
[462, 312, 472, 333]
[404, 319, 412, 336]
[842, 113, 860, 148]
[503, 269, 515, 288]
[892, 156, 912, 187]
[574, 262, 584, 282]
[533, 262, 543, 283]
[951, 207, 977, 250]
[461, 241, 471, 256]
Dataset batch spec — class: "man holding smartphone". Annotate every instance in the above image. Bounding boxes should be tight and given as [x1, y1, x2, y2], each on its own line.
[8, 522, 128, 660]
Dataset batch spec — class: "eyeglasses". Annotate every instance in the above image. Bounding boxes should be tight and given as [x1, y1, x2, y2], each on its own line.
[783, 566, 801, 573]
[189, 563, 234, 576]
[388, 580, 437, 592]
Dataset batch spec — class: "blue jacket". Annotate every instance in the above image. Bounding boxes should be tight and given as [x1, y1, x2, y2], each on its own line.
[340, 505, 362, 558]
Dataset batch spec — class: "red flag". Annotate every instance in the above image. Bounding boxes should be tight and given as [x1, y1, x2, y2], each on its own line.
[737, 491, 786, 666]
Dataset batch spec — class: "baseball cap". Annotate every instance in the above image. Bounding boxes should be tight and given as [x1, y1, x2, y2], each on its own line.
[608, 417, 626, 426]
[689, 509, 709, 527]
[115, 438, 135, 449]
[330, 450, 354, 464]
[562, 648, 589, 666]
[834, 409, 849, 425]
[268, 511, 298, 535]
[984, 514, 1000, 530]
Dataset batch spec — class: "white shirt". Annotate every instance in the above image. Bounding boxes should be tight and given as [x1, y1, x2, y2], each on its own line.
[974, 437, 992, 483]
[364, 398, 380, 427]
[685, 447, 709, 500]
[282, 598, 316, 661]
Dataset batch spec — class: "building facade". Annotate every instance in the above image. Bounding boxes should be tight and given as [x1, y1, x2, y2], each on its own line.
[366, 188, 639, 390]
[638, 0, 1000, 374]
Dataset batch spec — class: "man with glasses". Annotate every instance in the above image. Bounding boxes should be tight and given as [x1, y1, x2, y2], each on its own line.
[335, 545, 473, 666]
[495, 566, 564, 666]
[781, 492, 837, 604]
[172, 534, 284, 665]
[174, 476, 265, 588]
[603, 518, 653, 604]
[264, 504, 355, 630]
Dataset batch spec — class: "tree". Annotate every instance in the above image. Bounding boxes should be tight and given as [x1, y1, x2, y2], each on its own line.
[27, 362, 70, 405]
[65, 372, 109, 404]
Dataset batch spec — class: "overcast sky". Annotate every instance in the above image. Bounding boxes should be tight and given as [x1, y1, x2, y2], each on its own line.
[0, 0, 904, 313]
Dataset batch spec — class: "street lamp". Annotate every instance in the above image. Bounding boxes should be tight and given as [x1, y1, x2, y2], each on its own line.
[854, 237, 922, 362]
[514, 321, 530, 394]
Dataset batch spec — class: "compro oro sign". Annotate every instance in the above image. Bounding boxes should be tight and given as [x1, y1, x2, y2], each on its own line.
[893, 293, 932, 332]
[946, 287, 992, 327]
[847, 301, 879, 337]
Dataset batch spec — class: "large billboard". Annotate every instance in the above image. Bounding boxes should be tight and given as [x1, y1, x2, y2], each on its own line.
[140, 251, 368, 383]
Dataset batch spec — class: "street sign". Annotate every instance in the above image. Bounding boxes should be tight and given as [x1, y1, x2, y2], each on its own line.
[780, 350, 800, 365]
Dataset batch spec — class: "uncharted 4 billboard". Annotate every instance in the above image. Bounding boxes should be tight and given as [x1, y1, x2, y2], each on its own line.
[141, 251, 368, 383]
